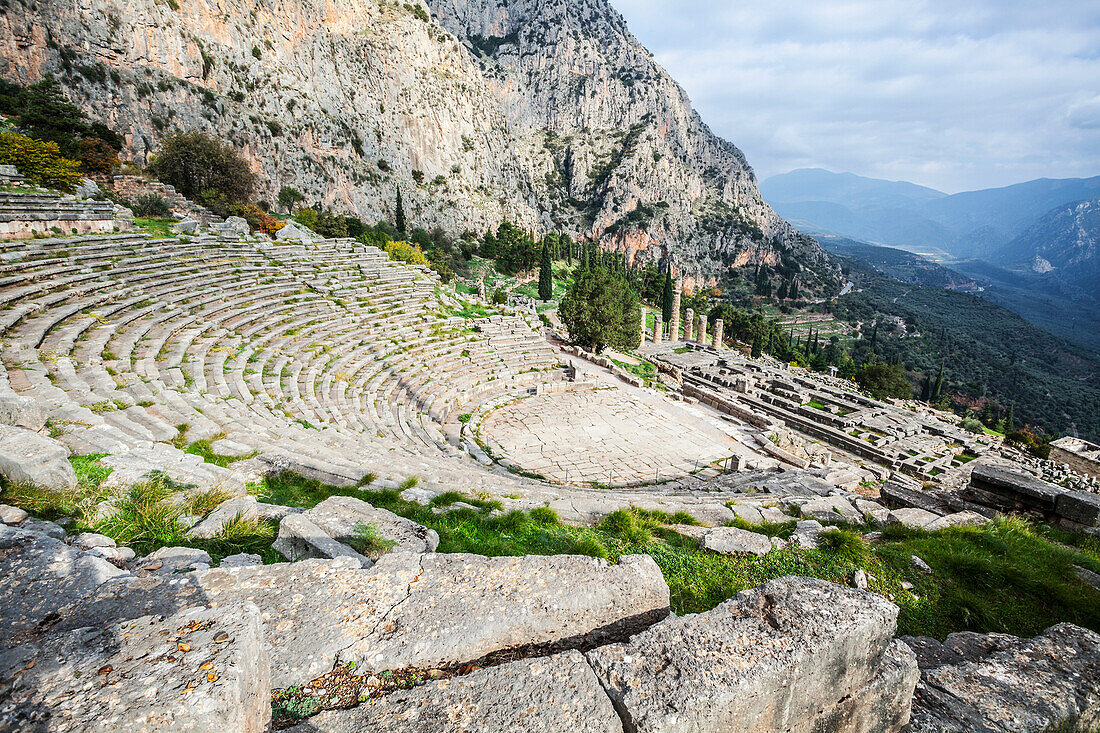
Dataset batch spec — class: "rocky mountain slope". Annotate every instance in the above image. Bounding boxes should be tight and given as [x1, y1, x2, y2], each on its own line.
[0, 0, 836, 292]
[995, 197, 1100, 293]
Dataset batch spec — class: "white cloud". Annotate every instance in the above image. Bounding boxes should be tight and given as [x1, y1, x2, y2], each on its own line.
[612, 0, 1100, 192]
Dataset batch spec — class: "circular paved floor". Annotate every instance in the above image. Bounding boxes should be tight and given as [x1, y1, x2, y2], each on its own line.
[479, 384, 753, 486]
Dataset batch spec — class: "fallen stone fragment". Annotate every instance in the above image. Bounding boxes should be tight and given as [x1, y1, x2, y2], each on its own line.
[0, 602, 269, 733]
[665, 523, 709, 541]
[0, 394, 47, 431]
[759, 506, 794, 524]
[1075, 565, 1100, 592]
[908, 623, 1100, 732]
[186, 496, 260, 539]
[288, 650, 622, 733]
[855, 498, 891, 525]
[911, 555, 933, 574]
[0, 426, 76, 491]
[889, 507, 941, 529]
[20, 517, 66, 540]
[71, 532, 116, 550]
[586, 575, 915, 732]
[801, 495, 861, 523]
[790, 519, 824, 548]
[0, 504, 28, 524]
[220, 553, 262, 568]
[272, 513, 372, 566]
[138, 546, 212, 574]
[400, 486, 439, 505]
[60, 552, 671, 688]
[728, 503, 764, 525]
[701, 525, 773, 556]
[925, 511, 991, 531]
[0, 525, 128, 651]
[296, 495, 439, 559]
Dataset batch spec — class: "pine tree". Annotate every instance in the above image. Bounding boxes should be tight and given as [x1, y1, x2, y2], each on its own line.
[662, 271, 674, 324]
[395, 186, 406, 234]
[538, 245, 553, 301]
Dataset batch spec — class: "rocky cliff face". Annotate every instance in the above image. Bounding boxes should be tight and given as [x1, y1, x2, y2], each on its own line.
[0, 0, 837, 292]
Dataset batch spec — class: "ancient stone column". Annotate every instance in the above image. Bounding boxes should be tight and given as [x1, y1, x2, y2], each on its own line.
[639, 306, 647, 346]
[684, 308, 694, 341]
[669, 289, 681, 342]
[653, 313, 663, 344]
[713, 319, 724, 349]
[697, 313, 707, 345]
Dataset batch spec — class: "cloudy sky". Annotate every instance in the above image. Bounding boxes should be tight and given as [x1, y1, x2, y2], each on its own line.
[612, 0, 1100, 193]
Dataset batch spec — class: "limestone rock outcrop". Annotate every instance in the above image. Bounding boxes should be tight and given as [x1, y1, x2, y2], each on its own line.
[585, 575, 919, 732]
[905, 623, 1100, 732]
[0, 603, 270, 733]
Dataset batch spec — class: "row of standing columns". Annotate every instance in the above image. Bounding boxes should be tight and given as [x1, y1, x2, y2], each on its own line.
[638, 302, 723, 349]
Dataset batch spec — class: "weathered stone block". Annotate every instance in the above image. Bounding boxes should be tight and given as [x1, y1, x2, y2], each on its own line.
[1056, 490, 1100, 528]
[296, 495, 439, 559]
[0, 394, 47, 431]
[60, 552, 671, 688]
[908, 623, 1100, 732]
[586, 575, 913, 732]
[0, 603, 270, 733]
[0, 426, 76, 491]
[0, 525, 127, 651]
[700, 525, 773, 556]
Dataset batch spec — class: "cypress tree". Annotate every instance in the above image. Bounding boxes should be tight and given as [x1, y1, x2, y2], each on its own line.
[538, 245, 553, 301]
[777, 281, 788, 300]
[788, 278, 799, 300]
[1005, 404, 1015, 433]
[933, 362, 944, 401]
[662, 271, 674, 324]
[394, 186, 406, 234]
[751, 333, 763, 358]
[920, 373, 932, 402]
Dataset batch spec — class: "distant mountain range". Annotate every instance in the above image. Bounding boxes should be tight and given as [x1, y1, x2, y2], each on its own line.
[761, 169, 1100, 352]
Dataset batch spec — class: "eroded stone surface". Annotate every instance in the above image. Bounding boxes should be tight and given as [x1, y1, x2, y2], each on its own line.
[908, 623, 1100, 732]
[0, 426, 76, 491]
[58, 552, 670, 688]
[288, 650, 622, 733]
[586, 575, 913, 732]
[700, 525, 773, 556]
[0, 603, 270, 732]
[288, 495, 439, 560]
[0, 525, 127, 651]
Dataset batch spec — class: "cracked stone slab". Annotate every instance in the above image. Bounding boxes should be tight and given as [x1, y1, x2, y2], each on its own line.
[288, 650, 622, 733]
[0, 426, 76, 491]
[586, 575, 912, 732]
[0, 525, 128, 652]
[908, 623, 1100, 732]
[58, 552, 670, 689]
[0, 602, 269, 733]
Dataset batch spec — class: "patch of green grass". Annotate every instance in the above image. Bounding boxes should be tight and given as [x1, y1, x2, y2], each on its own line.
[398, 476, 419, 490]
[350, 521, 399, 559]
[133, 217, 178, 238]
[184, 436, 256, 468]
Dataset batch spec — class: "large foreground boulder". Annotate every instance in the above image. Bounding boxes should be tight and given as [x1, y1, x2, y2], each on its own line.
[0, 525, 127, 651]
[0, 603, 269, 732]
[289, 650, 622, 733]
[0, 426, 76, 490]
[906, 623, 1100, 731]
[0, 394, 47, 431]
[585, 575, 918, 732]
[57, 552, 670, 688]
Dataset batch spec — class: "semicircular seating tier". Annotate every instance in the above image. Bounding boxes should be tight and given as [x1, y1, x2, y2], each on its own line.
[0, 233, 566, 492]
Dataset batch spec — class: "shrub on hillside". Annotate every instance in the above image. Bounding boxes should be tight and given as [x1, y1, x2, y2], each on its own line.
[130, 194, 171, 218]
[148, 131, 255, 212]
[960, 416, 985, 434]
[384, 240, 429, 267]
[0, 131, 82, 192]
